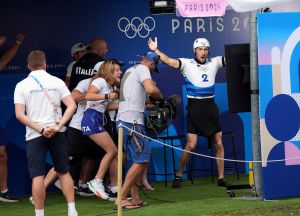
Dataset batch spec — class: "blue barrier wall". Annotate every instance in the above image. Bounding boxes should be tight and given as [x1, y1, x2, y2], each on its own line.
[0, 0, 250, 196]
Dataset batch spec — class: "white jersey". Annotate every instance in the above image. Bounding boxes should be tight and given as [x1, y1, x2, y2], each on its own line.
[85, 78, 113, 113]
[179, 57, 224, 98]
[14, 70, 70, 141]
[117, 64, 151, 125]
[66, 61, 76, 78]
[69, 78, 91, 130]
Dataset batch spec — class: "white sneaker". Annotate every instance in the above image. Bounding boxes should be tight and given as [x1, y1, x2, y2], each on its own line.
[87, 179, 109, 200]
[68, 210, 78, 216]
[29, 196, 34, 205]
[54, 180, 62, 190]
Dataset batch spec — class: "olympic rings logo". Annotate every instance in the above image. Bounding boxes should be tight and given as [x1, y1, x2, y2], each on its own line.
[118, 17, 155, 39]
[199, 67, 209, 72]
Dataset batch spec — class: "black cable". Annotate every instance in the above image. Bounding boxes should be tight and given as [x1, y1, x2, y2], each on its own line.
[137, 184, 175, 204]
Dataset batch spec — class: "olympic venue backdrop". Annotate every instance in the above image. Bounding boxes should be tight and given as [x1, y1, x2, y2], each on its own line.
[0, 0, 254, 196]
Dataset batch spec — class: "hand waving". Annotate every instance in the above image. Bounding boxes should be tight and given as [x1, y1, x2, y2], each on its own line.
[148, 37, 158, 51]
[16, 33, 25, 44]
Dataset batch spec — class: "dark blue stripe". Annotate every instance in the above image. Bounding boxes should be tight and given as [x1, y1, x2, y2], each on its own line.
[184, 79, 215, 96]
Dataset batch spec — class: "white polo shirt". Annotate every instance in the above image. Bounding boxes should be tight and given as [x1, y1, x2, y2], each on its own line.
[14, 70, 71, 141]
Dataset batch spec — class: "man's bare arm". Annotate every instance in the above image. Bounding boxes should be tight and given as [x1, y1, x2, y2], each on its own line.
[143, 79, 163, 100]
[148, 37, 180, 69]
[0, 33, 25, 70]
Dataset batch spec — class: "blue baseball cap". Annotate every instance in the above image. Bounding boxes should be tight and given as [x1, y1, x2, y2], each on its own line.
[144, 51, 160, 73]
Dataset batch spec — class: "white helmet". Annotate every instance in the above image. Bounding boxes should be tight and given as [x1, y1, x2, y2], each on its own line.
[193, 38, 210, 51]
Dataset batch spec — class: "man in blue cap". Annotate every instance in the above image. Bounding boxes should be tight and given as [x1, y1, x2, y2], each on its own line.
[116, 51, 163, 209]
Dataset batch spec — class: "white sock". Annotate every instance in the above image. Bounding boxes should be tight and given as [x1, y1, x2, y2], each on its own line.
[78, 180, 83, 187]
[111, 186, 118, 193]
[68, 202, 77, 213]
[35, 209, 44, 216]
[95, 177, 103, 184]
[1, 189, 8, 194]
[81, 183, 88, 188]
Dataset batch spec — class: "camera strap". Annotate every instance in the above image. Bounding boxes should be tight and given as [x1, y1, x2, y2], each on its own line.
[129, 120, 143, 153]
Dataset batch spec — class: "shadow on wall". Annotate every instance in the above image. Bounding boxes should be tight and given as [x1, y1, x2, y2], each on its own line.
[220, 111, 246, 174]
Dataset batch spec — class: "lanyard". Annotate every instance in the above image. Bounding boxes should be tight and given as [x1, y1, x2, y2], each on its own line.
[29, 74, 61, 124]
[29, 74, 55, 106]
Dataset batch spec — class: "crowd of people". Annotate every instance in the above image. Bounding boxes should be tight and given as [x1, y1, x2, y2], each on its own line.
[0, 35, 231, 215]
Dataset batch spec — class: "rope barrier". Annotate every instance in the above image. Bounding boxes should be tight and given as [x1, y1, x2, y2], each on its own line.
[119, 123, 300, 164]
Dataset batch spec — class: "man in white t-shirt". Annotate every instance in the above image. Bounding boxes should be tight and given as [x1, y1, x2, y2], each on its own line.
[148, 37, 230, 188]
[116, 52, 163, 209]
[14, 50, 78, 216]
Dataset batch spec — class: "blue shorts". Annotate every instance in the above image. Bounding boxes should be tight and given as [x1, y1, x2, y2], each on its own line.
[67, 127, 104, 160]
[0, 128, 9, 146]
[81, 109, 106, 136]
[26, 133, 69, 178]
[117, 121, 150, 164]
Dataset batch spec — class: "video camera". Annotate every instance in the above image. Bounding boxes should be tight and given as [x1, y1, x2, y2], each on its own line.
[146, 95, 182, 131]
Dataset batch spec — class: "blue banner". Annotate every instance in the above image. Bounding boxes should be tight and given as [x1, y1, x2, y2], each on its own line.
[0, 0, 250, 195]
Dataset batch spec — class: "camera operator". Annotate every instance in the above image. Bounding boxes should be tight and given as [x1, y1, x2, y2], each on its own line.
[116, 51, 163, 209]
[148, 37, 230, 188]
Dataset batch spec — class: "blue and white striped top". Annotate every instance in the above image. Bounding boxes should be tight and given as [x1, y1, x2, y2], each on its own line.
[179, 57, 224, 98]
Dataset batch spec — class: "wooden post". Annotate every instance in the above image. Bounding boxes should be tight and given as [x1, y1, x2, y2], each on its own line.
[117, 127, 123, 216]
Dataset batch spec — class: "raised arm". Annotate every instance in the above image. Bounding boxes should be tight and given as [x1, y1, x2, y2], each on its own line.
[148, 37, 180, 69]
[0, 35, 6, 47]
[0, 33, 25, 70]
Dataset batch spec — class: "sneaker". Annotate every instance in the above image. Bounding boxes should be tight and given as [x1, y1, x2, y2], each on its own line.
[54, 179, 62, 190]
[29, 196, 34, 205]
[172, 176, 182, 188]
[108, 191, 117, 201]
[0, 191, 19, 203]
[68, 210, 78, 216]
[77, 184, 95, 197]
[217, 178, 231, 187]
[87, 179, 109, 200]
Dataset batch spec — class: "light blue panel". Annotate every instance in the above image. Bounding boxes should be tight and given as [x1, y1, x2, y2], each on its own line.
[293, 141, 300, 149]
[258, 65, 273, 119]
[258, 12, 300, 200]
[290, 42, 300, 93]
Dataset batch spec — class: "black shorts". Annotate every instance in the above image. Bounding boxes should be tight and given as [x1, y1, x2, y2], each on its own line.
[187, 98, 221, 137]
[67, 127, 104, 161]
[0, 128, 9, 146]
[26, 133, 69, 178]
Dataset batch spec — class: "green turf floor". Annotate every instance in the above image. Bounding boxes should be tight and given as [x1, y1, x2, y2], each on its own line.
[1, 175, 300, 216]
